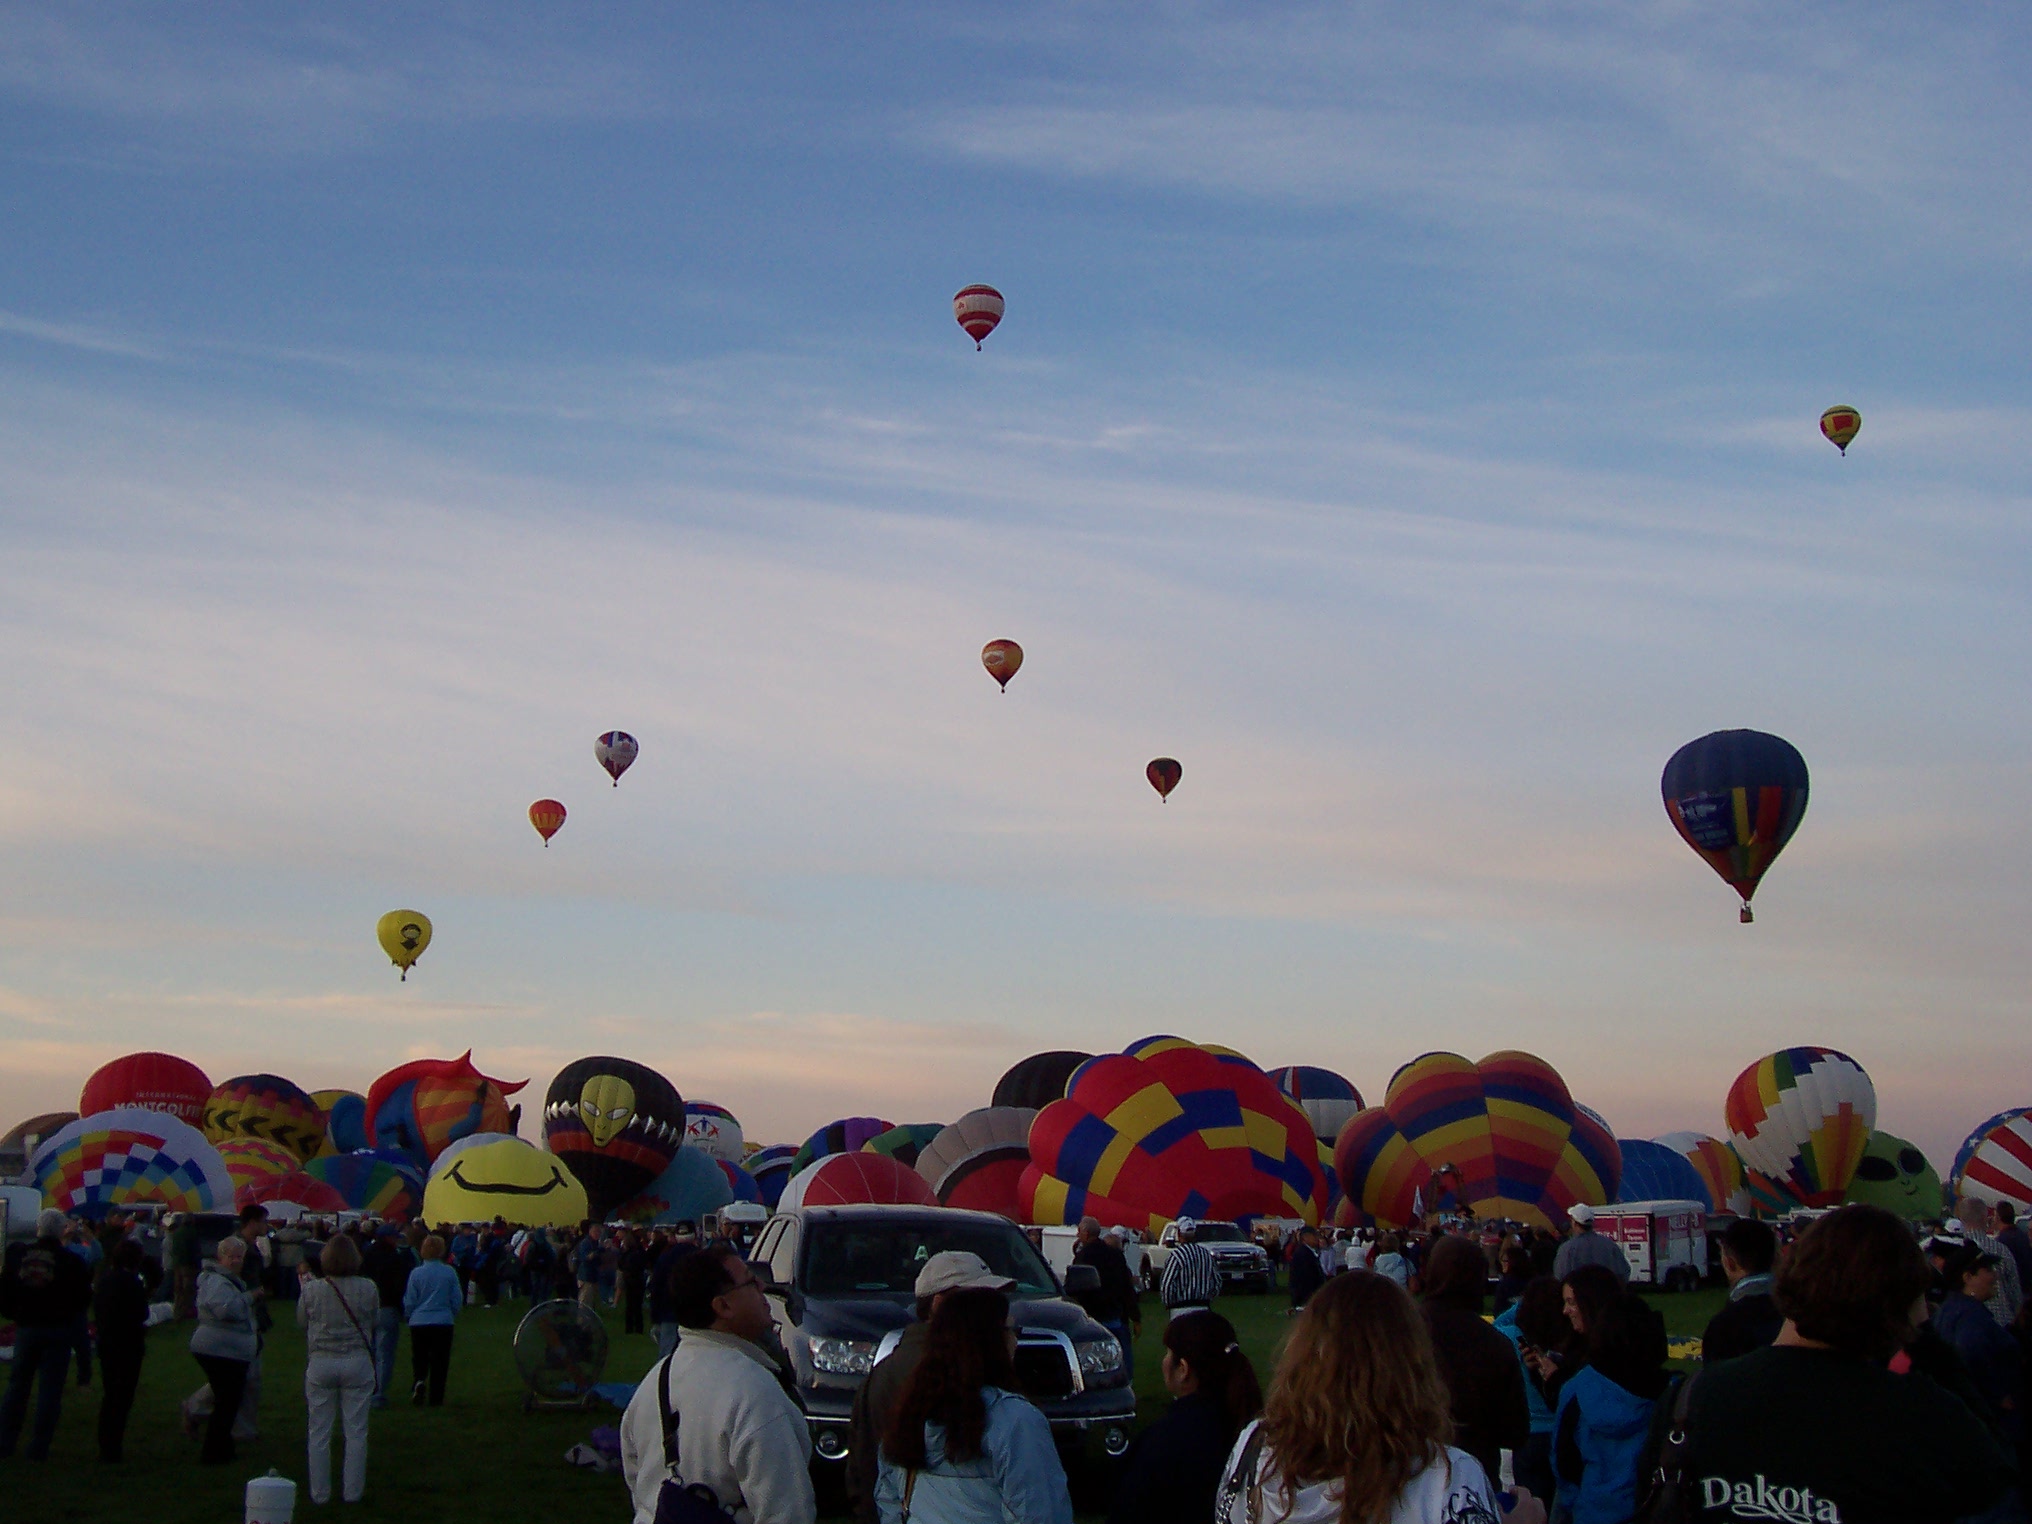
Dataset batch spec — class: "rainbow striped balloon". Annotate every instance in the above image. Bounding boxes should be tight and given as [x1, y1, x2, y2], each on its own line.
[1724, 1047, 1875, 1209]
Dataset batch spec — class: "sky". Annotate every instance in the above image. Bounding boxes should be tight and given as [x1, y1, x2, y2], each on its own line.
[1, 4, 2028, 1175]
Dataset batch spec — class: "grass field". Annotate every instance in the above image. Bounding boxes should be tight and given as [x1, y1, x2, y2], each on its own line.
[1, 1282, 1727, 1522]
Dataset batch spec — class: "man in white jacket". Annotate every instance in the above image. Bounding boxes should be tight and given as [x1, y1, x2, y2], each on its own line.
[621, 1242, 815, 1524]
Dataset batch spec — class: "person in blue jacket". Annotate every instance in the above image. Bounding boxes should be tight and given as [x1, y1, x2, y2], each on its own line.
[401, 1235, 462, 1406]
[876, 1286, 1072, 1524]
[1551, 1289, 1668, 1524]
[1494, 1275, 1567, 1505]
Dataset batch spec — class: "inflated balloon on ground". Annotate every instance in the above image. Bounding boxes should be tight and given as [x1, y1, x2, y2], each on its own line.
[425, 1136, 587, 1227]
[745, 1144, 800, 1210]
[365, 1052, 524, 1166]
[916, 1107, 1037, 1218]
[778, 1151, 940, 1213]
[1951, 1109, 2032, 1213]
[618, 1147, 734, 1227]
[203, 1074, 327, 1164]
[33, 1109, 234, 1218]
[543, 1056, 685, 1220]
[80, 1052, 213, 1128]
[217, 1137, 301, 1208]
[1021, 1035, 1327, 1231]
[1844, 1132, 1941, 1221]
[1655, 1131, 1750, 1215]
[992, 1052, 1091, 1111]
[1615, 1139, 1710, 1204]
[1270, 1066, 1366, 1144]
[683, 1102, 745, 1164]
[1725, 1046, 1875, 1209]
[790, 1117, 895, 1176]
[863, 1123, 946, 1171]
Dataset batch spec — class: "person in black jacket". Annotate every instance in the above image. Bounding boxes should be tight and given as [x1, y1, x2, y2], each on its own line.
[1108, 1310, 1262, 1524]
[1703, 1217, 1783, 1365]
[0, 1209, 96, 1461]
[1420, 1232, 1531, 1483]
[93, 1238, 152, 1462]
[1072, 1220, 1143, 1376]
[1286, 1226, 1328, 1313]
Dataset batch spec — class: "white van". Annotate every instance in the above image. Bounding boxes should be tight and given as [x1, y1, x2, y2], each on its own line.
[1592, 1200, 1707, 1289]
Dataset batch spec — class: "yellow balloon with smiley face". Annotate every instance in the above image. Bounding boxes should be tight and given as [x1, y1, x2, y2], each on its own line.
[422, 1135, 587, 1227]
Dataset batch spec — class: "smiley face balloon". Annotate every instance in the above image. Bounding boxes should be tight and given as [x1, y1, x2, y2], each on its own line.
[422, 1135, 588, 1227]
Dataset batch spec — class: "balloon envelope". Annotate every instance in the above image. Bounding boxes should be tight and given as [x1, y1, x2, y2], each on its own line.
[80, 1052, 212, 1128]
[790, 1117, 895, 1177]
[313, 1091, 368, 1157]
[1022, 1036, 1327, 1231]
[530, 799, 567, 844]
[992, 1053, 1091, 1111]
[1146, 758, 1182, 801]
[33, 1108, 235, 1218]
[1844, 1132, 1941, 1221]
[204, 1075, 327, 1165]
[376, 910, 433, 979]
[303, 1151, 423, 1220]
[1615, 1139, 1711, 1204]
[863, 1124, 946, 1171]
[683, 1102, 746, 1164]
[1661, 731, 1809, 921]
[217, 1137, 301, 1208]
[366, 1053, 524, 1167]
[1270, 1067, 1366, 1144]
[595, 731, 639, 785]
[1820, 406, 1861, 454]
[425, 1136, 587, 1227]
[1655, 1132, 1749, 1215]
[953, 285, 1004, 349]
[981, 639, 1023, 690]
[1952, 1109, 2032, 1213]
[778, 1151, 939, 1214]
[618, 1147, 734, 1227]
[916, 1108, 1036, 1219]
[746, 1144, 799, 1210]
[1724, 1047, 1875, 1209]
[542, 1056, 685, 1220]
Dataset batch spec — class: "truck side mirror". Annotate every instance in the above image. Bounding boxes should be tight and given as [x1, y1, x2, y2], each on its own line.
[1063, 1263, 1101, 1296]
[746, 1261, 778, 1292]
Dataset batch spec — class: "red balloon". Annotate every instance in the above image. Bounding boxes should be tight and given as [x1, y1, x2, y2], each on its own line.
[953, 285, 1004, 350]
[1146, 758, 1182, 801]
[529, 799, 566, 845]
[80, 1052, 213, 1128]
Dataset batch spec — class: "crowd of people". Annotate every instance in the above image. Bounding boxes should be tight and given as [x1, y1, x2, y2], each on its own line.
[9, 1196, 2032, 1522]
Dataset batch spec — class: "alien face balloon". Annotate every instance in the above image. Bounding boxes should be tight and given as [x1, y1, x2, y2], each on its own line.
[1844, 1131, 1942, 1222]
[542, 1056, 684, 1219]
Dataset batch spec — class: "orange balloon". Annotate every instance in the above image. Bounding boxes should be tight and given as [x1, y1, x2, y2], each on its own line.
[1147, 758, 1182, 801]
[529, 799, 567, 845]
[981, 639, 1023, 691]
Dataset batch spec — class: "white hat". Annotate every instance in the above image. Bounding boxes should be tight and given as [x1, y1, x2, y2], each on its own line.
[1103, 1225, 1128, 1241]
[915, 1250, 1016, 1298]
[1568, 1204, 1596, 1224]
[1174, 1216, 1198, 1233]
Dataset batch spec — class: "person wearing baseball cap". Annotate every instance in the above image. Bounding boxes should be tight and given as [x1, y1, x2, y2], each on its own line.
[845, 1253, 1015, 1524]
[1553, 1203, 1628, 1285]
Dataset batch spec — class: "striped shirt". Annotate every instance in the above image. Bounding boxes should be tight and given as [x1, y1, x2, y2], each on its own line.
[1160, 1241, 1221, 1309]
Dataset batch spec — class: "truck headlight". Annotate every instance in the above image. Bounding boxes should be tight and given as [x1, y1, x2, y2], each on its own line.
[1077, 1338, 1124, 1378]
[810, 1337, 877, 1376]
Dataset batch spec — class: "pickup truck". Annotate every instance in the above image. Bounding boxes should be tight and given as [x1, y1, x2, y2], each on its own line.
[749, 1202, 1137, 1470]
[1141, 1219, 1272, 1293]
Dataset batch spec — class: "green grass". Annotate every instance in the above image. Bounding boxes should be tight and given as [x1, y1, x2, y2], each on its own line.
[2, 1282, 1730, 1522]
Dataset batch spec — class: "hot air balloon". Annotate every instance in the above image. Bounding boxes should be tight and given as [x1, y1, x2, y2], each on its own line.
[595, 731, 638, 787]
[0, 1111, 77, 1180]
[529, 799, 567, 845]
[992, 1052, 1092, 1111]
[304, 1151, 423, 1221]
[1655, 1131, 1750, 1215]
[1270, 1066, 1366, 1145]
[719, 1159, 761, 1204]
[1020, 1036, 1327, 1231]
[915, 1107, 1037, 1218]
[365, 1053, 526, 1166]
[778, 1151, 940, 1214]
[244, 1170, 349, 1213]
[862, 1123, 947, 1172]
[1952, 1109, 2032, 1214]
[80, 1052, 213, 1128]
[1844, 1132, 1941, 1221]
[790, 1117, 895, 1176]
[1724, 1047, 1875, 1209]
[953, 285, 1004, 350]
[1820, 406, 1861, 456]
[746, 1144, 799, 1210]
[312, 1091, 369, 1157]
[424, 1134, 591, 1227]
[981, 639, 1023, 692]
[542, 1056, 685, 1220]
[683, 1102, 746, 1164]
[377, 910, 432, 979]
[1332, 1052, 1622, 1231]
[32, 1109, 235, 1218]
[1661, 730, 1809, 922]
[217, 1137, 301, 1207]
[617, 1147, 734, 1227]
[1614, 1139, 1711, 1204]
[203, 1074, 327, 1164]
[1147, 758, 1182, 802]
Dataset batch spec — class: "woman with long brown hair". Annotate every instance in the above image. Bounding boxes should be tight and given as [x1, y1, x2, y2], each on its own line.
[875, 1286, 1072, 1524]
[1216, 1271, 1544, 1524]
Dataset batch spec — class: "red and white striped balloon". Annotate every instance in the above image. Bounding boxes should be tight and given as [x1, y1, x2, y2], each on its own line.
[953, 285, 1004, 350]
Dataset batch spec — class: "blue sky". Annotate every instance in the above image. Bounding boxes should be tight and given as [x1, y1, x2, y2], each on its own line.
[2, 4, 2028, 1172]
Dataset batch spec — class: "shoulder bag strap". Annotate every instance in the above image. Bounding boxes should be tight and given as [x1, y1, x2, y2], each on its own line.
[899, 1469, 917, 1524]
[659, 1353, 681, 1473]
[328, 1281, 380, 1392]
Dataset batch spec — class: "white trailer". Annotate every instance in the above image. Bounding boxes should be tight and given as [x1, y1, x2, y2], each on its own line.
[1038, 1224, 1148, 1289]
[1593, 1200, 1707, 1289]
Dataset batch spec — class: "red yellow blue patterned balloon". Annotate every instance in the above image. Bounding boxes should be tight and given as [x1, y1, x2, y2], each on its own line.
[32, 1108, 234, 1218]
[203, 1074, 327, 1165]
[1661, 730, 1809, 923]
[1019, 1035, 1326, 1231]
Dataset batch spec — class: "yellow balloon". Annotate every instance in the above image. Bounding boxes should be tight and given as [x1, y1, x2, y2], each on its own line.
[422, 1137, 587, 1228]
[376, 909, 433, 981]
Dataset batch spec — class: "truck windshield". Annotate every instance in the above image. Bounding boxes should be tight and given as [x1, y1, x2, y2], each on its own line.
[1194, 1223, 1246, 1243]
[804, 1221, 1060, 1299]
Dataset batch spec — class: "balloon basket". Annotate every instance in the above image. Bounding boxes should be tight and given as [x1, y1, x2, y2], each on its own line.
[1739, 904, 1754, 924]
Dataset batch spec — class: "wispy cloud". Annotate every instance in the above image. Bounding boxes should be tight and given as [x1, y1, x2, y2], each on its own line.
[0, 308, 166, 360]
